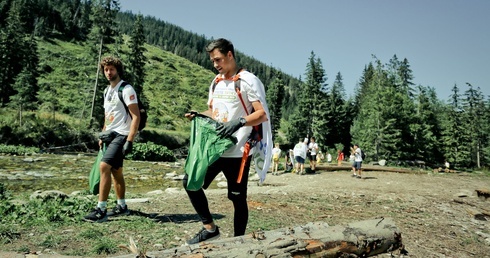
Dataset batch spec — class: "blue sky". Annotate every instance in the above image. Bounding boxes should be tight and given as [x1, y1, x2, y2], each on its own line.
[120, 0, 490, 100]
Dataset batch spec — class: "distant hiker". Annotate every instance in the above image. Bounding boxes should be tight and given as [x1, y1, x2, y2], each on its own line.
[271, 143, 282, 175]
[183, 38, 271, 244]
[336, 149, 344, 166]
[293, 138, 308, 175]
[326, 151, 332, 164]
[351, 144, 363, 178]
[84, 56, 140, 222]
[308, 137, 319, 172]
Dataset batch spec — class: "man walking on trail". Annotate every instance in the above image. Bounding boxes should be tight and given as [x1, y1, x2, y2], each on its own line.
[183, 38, 270, 244]
[84, 56, 140, 222]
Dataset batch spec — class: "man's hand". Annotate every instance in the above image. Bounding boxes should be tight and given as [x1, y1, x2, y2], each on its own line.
[122, 141, 133, 156]
[217, 118, 245, 138]
[185, 110, 199, 120]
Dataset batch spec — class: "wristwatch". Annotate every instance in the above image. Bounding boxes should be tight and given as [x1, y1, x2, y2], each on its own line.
[239, 117, 247, 127]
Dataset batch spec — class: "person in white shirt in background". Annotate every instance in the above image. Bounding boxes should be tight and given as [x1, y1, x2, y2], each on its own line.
[308, 137, 319, 173]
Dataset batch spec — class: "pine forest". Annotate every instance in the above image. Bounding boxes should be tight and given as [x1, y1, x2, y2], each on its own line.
[1, 0, 489, 170]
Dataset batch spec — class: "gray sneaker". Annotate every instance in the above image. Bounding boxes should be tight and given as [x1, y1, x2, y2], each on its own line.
[83, 207, 108, 223]
[186, 227, 220, 244]
[107, 204, 130, 217]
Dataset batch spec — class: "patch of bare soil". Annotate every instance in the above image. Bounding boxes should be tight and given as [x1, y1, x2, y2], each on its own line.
[246, 168, 490, 257]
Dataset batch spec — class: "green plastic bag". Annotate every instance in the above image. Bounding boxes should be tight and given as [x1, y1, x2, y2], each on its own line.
[184, 114, 236, 191]
[89, 145, 106, 195]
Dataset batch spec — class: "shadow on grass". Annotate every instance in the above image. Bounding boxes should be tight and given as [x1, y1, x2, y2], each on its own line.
[360, 176, 377, 180]
[117, 210, 225, 223]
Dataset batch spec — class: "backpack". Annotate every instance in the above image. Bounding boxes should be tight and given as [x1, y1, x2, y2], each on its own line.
[105, 81, 148, 131]
[361, 150, 366, 160]
[211, 69, 263, 146]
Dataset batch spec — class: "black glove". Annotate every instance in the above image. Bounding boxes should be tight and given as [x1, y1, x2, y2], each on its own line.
[217, 118, 244, 138]
[122, 141, 133, 156]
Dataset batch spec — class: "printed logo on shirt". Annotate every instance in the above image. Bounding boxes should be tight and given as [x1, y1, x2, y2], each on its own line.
[130, 94, 135, 101]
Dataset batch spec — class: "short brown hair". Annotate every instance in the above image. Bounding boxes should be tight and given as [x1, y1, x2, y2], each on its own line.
[205, 38, 235, 58]
[100, 56, 124, 78]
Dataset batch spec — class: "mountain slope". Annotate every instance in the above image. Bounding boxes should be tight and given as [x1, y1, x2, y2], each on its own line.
[36, 37, 214, 134]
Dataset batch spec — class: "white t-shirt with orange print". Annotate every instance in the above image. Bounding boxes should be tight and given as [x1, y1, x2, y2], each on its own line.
[207, 71, 261, 158]
[104, 80, 138, 135]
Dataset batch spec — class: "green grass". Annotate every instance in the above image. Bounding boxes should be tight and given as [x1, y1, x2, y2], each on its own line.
[36, 37, 213, 132]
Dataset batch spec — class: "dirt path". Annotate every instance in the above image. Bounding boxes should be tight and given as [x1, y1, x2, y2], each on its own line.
[2, 167, 489, 257]
[249, 169, 490, 257]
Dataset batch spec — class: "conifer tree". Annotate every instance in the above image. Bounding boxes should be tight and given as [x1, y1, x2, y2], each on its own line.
[441, 84, 471, 168]
[128, 14, 147, 98]
[351, 58, 401, 161]
[88, 0, 121, 127]
[0, 0, 28, 105]
[288, 52, 327, 143]
[387, 55, 416, 158]
[412, 85, 443, 163]
[463, 83, 486, 168]
[326, 72, 348, 149]
[266, 72, 285, 140]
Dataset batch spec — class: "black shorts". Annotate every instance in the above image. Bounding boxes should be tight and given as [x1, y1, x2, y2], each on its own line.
[101, 133, 127, 170]
[309, 154, 317, 161]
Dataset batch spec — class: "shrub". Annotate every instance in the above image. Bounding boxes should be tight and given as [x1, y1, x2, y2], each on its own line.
[0, 144, 40, 155]
[125, 141, 176, 162]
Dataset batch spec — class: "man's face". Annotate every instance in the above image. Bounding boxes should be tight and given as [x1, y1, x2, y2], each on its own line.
[104, 65, 119, 82]
[209, 48, 233, 76]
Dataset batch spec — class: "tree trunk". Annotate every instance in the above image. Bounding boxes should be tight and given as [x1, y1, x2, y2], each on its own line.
[315, 164, 426, 174]
[114, 218, 404, 258]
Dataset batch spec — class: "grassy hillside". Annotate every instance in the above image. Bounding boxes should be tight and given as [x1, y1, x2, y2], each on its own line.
[0, 36, 217, 151]
[37, 37, 214, 132]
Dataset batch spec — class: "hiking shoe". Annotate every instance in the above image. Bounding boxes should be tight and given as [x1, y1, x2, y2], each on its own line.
[351, 174, 357, 177]
[186, 227, 220, 244]
[357, 175, 362, 179]
[83, 207, 108, 223]
[107, 204, 130, 217]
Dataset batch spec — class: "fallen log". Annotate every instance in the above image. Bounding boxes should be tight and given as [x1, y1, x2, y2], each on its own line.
[315, 164, 426, 174]
[113, 218, 405, 258]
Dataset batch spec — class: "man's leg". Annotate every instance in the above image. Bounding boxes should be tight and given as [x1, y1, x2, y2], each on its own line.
[99, 162, 112, 203]
[183, 158, 224, 244]
[112, 167, 125, 200]
[223, 156, 251, 236]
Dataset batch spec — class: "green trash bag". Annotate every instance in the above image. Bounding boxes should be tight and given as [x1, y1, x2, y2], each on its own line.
[184, 114, 236, 191]
[89, 145, 106, 195]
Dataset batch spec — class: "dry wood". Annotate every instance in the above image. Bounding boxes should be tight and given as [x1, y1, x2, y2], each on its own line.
[113, 218, 404, 258]
[475, 189, 490, 199]
[315, 164, 426, 174]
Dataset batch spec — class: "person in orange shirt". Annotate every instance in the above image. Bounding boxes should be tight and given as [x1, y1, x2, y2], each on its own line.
[336, 149, 344, 166]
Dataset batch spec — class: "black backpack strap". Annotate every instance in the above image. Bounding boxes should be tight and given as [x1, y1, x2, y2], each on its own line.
[117, 81, 130, 115]
[117, 81, 132, 124]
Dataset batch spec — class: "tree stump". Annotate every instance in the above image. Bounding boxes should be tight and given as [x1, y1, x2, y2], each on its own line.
[113, 218, 404, 258]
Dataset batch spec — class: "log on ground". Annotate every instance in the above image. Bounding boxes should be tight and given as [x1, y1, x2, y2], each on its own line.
[315, 164, 425, 174]
[113, 217, 405, 258]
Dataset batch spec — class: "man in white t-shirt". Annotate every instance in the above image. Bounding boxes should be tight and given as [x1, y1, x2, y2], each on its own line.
[308, 137, 319, 172]
[184, 38, 269, 244]
[351, 144, 363, 178]
[293, 138, 308, 174]
[84, 56, 141, 222]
